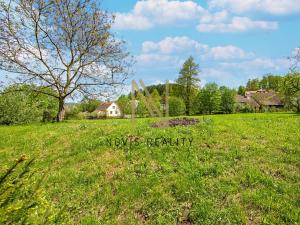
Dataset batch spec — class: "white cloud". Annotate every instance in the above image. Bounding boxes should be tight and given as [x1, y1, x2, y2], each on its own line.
[136, 53, 178, 65]
[200, 10, 229, 23]
[141, 36, 254, 60]
[152, 79, 175, 85]
[197, 16, 278, 32]
[114, 13, 153, 30]
[208, 0, 300, 15]
[142, 36, 208, 54]
[220, 58, 290, 71]
[114, 0, 205, 30]
[114, 0, 282, 32]
[200, 68, 244, 87]
[204, 45, 255, 60]
[202, 68, 234, 79]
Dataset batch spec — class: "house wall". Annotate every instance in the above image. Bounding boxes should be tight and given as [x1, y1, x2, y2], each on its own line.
[106, 103, 121, 117]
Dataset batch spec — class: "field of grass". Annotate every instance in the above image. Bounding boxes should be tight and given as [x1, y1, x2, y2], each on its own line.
[0, 113, 299, 224]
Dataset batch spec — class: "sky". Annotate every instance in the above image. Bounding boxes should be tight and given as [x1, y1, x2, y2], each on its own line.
[102, 0, 300, 88]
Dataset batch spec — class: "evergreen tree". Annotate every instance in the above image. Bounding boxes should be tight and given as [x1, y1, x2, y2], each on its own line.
[176, 57, 201, 115]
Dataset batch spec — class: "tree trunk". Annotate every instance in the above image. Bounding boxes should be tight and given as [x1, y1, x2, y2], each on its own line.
[56, 98, 65, 122]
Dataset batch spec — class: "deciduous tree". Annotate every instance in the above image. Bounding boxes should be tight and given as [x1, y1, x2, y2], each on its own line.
[197, 83, 221, 114]
[0, 0, 131, 121]
[281, 73, 300, 113]
[117, 95, 131, 117]
[220, 86, 236, 113]
[169, 97, 185, 116]
[0, 84, 57, 125]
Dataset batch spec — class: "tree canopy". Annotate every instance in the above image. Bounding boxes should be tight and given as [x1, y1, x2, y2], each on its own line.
[281, 73, 300, 113]
[0, 84, 57, 125]
[196, 83, 221, 114]
[0, 0, 131, 121]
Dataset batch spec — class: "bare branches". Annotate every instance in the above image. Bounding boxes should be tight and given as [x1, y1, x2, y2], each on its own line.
[289, 47, 300, 73]
[0, 0, 132, 106]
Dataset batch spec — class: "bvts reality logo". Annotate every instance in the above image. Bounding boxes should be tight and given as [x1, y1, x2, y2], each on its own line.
[103, 80, 194, 148]
[105, 136, 194, 148]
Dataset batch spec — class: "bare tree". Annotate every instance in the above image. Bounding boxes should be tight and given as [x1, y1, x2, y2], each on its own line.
[0, 0, 131, 121]
[289, 47, 300, 73]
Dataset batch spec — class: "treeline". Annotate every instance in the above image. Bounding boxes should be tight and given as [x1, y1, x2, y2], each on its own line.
[237, 75, 285, 95]
[117, 83, 236, 117]
[118, 57, 237, 116]
[64, 97, 102, 120]
[118, 57, 300, 116]
[0, 85, 101, 125]
[1, 57, 299, 125]
[238, 73, 300, 112]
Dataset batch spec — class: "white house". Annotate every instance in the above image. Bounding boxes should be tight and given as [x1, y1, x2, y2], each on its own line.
[94, 102, 122, 118]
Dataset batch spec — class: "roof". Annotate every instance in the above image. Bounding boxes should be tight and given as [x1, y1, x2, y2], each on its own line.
[236, 95, 260, 108]
[252, 91, 283, 106]
[236, 90, 283, 107]
[94, 102, 114, 112]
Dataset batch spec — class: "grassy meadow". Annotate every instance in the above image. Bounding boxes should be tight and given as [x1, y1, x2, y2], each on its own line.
[0, 113, 299, 224]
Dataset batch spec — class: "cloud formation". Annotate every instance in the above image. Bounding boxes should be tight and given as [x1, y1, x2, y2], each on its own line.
[220, 58, 291, 71]
[141, 36, 254, 60]
[114, 0, 281, 32]
[204, 45, 255, 60]
[142, 36, 208, 54]
[198, 15, 278, 32]
[208, 0, 300, 15]
[114, 0, 204, 30]
[135, 36, 293, 86]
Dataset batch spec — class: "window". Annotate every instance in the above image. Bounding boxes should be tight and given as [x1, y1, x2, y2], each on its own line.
[115, 111, 118, 114]
[112, 106, 115, 109]
[110, 111, 113, 114]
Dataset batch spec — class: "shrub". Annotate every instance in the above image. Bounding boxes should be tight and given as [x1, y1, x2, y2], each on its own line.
[0, 85, 57, 125]
[65, 105, 81, 120]
[86, 112, 106, 119]
[234, 103, 255, 113]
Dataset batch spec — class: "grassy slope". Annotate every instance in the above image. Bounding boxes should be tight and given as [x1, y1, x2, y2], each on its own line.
[0, 113, 299, 224]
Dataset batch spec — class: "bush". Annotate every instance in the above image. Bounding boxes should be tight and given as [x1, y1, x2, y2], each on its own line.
[86, 112, 106, 119]
[235, 103, 255, 113]
[0, 85, 57, 125]
[65, 105, 81, 120]
[169, 97, 186, 116]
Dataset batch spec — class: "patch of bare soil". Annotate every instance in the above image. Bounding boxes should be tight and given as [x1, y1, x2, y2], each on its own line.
[151, 117, 199, 128]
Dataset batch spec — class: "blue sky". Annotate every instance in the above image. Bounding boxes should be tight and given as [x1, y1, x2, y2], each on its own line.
[102, 0, 300, 88]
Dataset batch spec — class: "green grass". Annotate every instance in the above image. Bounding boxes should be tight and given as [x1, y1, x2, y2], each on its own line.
[0, 113, 299, 224]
